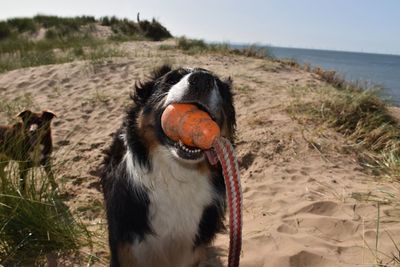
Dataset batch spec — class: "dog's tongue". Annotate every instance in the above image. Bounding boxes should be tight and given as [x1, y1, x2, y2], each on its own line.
[205, 149, 219, 165]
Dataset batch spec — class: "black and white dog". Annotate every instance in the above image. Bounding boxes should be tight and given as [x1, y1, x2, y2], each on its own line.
[100, 65, 236, 267]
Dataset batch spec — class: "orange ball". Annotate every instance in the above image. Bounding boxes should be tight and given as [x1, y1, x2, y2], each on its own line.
[161, 103, 220, 149]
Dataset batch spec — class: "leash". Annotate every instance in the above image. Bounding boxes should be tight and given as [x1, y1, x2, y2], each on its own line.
[160, 103, 242, 265]
[211, 137, 243, 267]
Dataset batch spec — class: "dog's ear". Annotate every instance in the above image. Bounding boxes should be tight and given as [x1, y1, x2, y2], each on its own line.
[42, 110, 57, 121]
[217, 77, 236, 138]
[150, 65, 172, 80]
[16, 110, 33, 122]
[132, 65, 172, 105]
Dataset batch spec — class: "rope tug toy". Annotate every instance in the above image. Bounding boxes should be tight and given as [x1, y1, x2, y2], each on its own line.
[162, 103, 243, 267]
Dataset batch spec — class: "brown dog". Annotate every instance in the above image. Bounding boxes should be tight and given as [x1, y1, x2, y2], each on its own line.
[0, 110, 57, 191]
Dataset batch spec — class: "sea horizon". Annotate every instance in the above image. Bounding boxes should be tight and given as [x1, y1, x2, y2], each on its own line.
[227, 43, 400, 106]
[220, 41, 400, 57]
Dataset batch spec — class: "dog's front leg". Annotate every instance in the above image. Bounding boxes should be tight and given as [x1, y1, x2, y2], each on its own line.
[18, 161, 31, 193]
[0, 160, 8, 190]
[43, 159, 58, 190]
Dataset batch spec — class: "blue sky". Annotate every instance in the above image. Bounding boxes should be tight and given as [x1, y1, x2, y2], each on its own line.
[1, 0, 399, 55]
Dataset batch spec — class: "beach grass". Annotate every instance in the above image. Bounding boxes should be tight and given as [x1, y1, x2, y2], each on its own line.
[160, 36, 274, 59]
[290, 67, 400, 180]
[0, 15, 172, 73]
[0, 36, 127, 73]
[0, 160, 93, 266]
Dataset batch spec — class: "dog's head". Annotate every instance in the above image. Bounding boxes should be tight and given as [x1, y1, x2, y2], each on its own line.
[129, 65, 236, 164]
[17, 110, 56, 137]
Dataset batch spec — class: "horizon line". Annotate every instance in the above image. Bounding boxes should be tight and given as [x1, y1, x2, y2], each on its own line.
[205, 39, 400, 57]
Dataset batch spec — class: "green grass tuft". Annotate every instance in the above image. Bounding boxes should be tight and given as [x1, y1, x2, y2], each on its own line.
[0, 22, 12, 40]
[6, 17, 37, 34]
[0, 163, 92, 266]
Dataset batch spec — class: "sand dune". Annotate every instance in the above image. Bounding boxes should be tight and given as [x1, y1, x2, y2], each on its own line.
[1, 40, 399, 266]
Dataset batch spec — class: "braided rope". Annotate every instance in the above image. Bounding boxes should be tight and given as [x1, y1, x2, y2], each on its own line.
[212, 137, 243, 267]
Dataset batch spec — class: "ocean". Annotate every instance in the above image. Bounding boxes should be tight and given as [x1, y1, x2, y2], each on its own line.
[245, 46, 400, 106]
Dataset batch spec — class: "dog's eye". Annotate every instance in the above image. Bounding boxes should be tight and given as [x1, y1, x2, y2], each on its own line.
[164, 70, 188, 85]
[164, 76, 181, 85]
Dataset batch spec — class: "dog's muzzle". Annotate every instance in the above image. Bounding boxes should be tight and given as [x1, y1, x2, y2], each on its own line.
[165, 71, 223, 124]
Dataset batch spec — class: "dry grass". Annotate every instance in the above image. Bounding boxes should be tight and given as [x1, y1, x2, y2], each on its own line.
[290, 67, 400, 180]
[160, 36, 274, 59]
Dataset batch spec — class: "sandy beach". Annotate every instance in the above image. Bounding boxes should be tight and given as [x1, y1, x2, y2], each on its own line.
[1, 40, 399, 267]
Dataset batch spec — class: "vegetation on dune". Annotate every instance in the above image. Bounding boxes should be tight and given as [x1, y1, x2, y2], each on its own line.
[101, 15, 172, 41]
[0, 162, 93, 266]
[0, 14, 172, 73]
[290, 67, 400, 179]
[0, 36, 125, 73]
[0, 15, 96, 40]
[0, 99, 94, 265]
[0, 15, 171, 41]
[160, 36, 274, 59]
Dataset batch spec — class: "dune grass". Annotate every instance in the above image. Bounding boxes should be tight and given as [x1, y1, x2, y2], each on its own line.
[0, 36, 126, 73]
[160, 36, 274, 59]
[100, 16, 172, 41]
[0, 15, 172, 73]
[0, 14, 171, 42]
[0, 158, 93, 266]
[0, 169, 92, 266]
[0, 98, 98, 265]
[290, 67, 400, 179]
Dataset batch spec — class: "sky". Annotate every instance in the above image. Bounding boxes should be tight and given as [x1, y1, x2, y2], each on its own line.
[1, 0, 399, 55]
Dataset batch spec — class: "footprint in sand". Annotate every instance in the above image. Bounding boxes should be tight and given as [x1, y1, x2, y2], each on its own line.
[292, 201, 339, 216]
[289, 250, 337, 267]
[277, 223, 299, 234]
[47, 80, 57, 87]
[57, 140, 70, 146]
[16, 81, 29, 88]
[53, 120, 64, 127]
[61, 78, 70, 84]
[41, 68, 56, 78]
[240, 151, 255, 169]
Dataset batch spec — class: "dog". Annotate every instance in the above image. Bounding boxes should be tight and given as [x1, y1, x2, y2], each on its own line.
[100, 65, 236, 267]
[0, 110, 57, 191]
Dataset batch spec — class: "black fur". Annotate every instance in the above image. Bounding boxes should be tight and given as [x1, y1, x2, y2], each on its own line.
[194, 167, 227, 248]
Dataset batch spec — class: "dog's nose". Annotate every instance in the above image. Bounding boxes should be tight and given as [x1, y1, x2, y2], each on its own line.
[29, 124, 38, 132]
[188, 72, 214, 91]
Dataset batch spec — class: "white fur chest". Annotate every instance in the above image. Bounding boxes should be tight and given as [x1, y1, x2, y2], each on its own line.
[126, 147, 214, 266]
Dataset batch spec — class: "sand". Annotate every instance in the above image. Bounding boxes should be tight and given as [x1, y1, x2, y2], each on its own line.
[1, 40, 400, 266]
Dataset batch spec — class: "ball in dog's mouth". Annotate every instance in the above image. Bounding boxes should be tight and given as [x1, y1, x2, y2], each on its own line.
[161, 103, 221, 163]
[161, 103, 220, 149]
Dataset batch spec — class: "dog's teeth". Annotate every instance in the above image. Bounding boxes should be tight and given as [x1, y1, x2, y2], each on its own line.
[177, 140, 203, 154]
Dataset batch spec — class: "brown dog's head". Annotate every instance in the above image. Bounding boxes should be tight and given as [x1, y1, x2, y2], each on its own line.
[17, 110, 56, 135]
[17, 110, 56, 151]
[0, 110, 58, 162]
